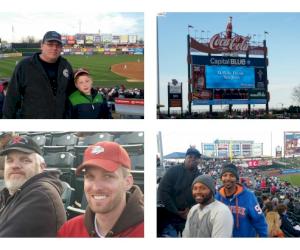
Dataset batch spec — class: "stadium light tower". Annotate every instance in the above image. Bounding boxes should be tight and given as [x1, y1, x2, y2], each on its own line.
[157, 12, 166, 115]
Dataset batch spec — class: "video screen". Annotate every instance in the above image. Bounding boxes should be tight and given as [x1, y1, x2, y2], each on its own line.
[206, 66, 255, 89]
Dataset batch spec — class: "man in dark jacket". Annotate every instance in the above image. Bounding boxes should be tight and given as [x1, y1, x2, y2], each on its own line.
[157, 147, 201, 237]
[0, 135, 66, 237]
[3, 31, 75, 119]
[57, 141, 144, 237]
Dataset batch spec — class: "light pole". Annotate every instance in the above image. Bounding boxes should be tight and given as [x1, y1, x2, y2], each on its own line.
[157, 13, 166, 116]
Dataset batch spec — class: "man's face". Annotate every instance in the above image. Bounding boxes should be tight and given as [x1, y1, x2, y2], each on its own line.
[84, 166, 133, 215]
[75, 75, 92, 95]
[192, 182, 213, 205]
[40, 41, 62, 63]
[221, 172, 237, 190]
[184, 154, 200, 170]
[4, 151, 43, 194]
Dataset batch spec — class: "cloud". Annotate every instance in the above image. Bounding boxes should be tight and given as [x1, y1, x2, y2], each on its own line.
[0, 12, 144, 42]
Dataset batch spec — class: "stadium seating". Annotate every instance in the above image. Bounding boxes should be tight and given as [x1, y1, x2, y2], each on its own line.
[0, 179, 5, 190]
[80, 132, 114, 145]
[43, 133, 78, 154]
[131, 154, 144, 170]
[61, 181, 75, 211]
[132, 170, 144, 192]
[44, 152, 76, 184]
[74, 132, 115, 166]
[115, 132, 144, 145]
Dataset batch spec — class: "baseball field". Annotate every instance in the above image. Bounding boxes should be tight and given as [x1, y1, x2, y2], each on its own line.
[0, 54, 144, 88]
[280, 174, 300, 187]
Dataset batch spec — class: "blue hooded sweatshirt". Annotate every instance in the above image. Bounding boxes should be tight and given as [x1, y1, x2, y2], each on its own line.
[215, 183, 268, 237]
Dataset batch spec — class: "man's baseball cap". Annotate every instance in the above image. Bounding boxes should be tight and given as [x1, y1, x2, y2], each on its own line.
[76, 141, 131, 175]
[74, 68, 90, 80]
[0, 136, 42, 156]
[43, 31, 62, 44]
[186, 147, 201, 158]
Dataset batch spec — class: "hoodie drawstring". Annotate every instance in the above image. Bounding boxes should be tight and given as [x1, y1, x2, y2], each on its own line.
[235, 197, 239, 229]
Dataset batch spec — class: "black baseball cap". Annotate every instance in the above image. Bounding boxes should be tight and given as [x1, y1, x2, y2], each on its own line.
[186, 147, 201, 158]
[42, 31, 62, 44]
[0, 136, 42, 156]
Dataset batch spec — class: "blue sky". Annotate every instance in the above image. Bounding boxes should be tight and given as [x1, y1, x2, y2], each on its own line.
[158, 13, 300, 110]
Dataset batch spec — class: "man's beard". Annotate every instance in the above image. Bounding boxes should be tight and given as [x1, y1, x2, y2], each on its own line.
[5, 177, 28, 195]
[199, 192, 214, 206]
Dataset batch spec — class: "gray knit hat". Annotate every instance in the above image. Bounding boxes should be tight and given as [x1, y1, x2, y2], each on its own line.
[220, 163, 239, 180]
[192, 175, 215, 195]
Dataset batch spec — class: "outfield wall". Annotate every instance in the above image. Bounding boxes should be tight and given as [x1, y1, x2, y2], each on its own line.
[0, 52, 22, 58]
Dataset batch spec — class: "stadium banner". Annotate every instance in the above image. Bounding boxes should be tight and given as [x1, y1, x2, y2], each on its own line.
[101, 34, 113, 43]
[168, 80, 182, 108]
[205, 66, 255, 89]
[129, 35, 137, 44]
[0, 52, 22, 58]
[114, 98, 144, 116]
[284, 132, 300, 156]
[120, 35, 129, 44]
[192, 99, 267, 105]
[192, 55, 266, 67]
[61, 35, 67, 45]
[202, 143, 215, 157]
[112, 35, 120, 44]
[134, 48, 144, 55]
[241, 143, 251, 157]
[276, 146, 282, 158]
[281, 169, 300, 174]
[252, 143, 263, 157]
[94, 35, 101, 44]
[85, 35, 94, 45]
[247, 159, 272, 168]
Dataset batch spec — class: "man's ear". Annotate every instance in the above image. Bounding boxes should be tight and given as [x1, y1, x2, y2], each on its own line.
[40, 162, 46, 171]
[124, 174, 134, 191]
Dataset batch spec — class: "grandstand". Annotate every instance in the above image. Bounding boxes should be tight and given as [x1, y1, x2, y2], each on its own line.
[0, 131, 144, 220]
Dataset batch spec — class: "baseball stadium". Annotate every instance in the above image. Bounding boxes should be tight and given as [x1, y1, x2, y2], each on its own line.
[0, 32, 144, 118]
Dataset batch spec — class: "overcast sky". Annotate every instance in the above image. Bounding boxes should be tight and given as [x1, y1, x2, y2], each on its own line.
[0, 12, 144, 42]
[158, 120, 300, 157]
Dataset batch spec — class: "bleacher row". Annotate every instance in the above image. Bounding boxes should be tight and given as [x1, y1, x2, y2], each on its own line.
[18, 131, 145, 219]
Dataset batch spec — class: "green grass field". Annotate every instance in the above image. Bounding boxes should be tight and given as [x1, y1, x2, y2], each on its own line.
[0, 54, 144, 88]
[280, 174, 300, 187]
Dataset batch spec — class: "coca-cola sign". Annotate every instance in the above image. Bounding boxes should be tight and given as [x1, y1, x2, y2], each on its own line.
[209, 34, 250, 52]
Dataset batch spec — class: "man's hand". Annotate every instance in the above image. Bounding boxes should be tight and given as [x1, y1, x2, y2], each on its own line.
[178, 208, 189, 219]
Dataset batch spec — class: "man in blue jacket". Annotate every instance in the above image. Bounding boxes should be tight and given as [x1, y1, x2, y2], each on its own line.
[215, 163, 268, 237]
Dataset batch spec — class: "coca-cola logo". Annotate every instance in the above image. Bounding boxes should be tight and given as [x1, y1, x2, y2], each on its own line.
[209, 34, 250, 52]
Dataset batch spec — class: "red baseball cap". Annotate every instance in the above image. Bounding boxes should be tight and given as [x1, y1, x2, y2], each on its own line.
[76, 141, 131, 175]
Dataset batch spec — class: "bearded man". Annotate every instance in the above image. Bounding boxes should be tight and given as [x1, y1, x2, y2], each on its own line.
[0, 135, 66, 237]
[182, 175, 233, 237]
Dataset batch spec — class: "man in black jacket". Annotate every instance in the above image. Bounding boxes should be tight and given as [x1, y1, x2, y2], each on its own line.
[3, 31, 75, 118]
[157, 147, 201, 237]
[0, 135, 66, 237]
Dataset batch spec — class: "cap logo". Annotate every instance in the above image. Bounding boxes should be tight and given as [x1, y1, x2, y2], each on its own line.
[91, 145, 104, 155]
[11, 136, 28, 145]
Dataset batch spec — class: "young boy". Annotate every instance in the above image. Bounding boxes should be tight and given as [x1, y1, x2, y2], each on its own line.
[68, 68, 111, 119]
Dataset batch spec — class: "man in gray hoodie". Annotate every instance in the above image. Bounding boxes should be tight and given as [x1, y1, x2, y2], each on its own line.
[183, 175, 233, 237]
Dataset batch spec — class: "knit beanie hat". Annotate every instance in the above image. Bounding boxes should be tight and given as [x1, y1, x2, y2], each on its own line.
[220, 163, 239, 180]
[192, 175, 215, 195]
